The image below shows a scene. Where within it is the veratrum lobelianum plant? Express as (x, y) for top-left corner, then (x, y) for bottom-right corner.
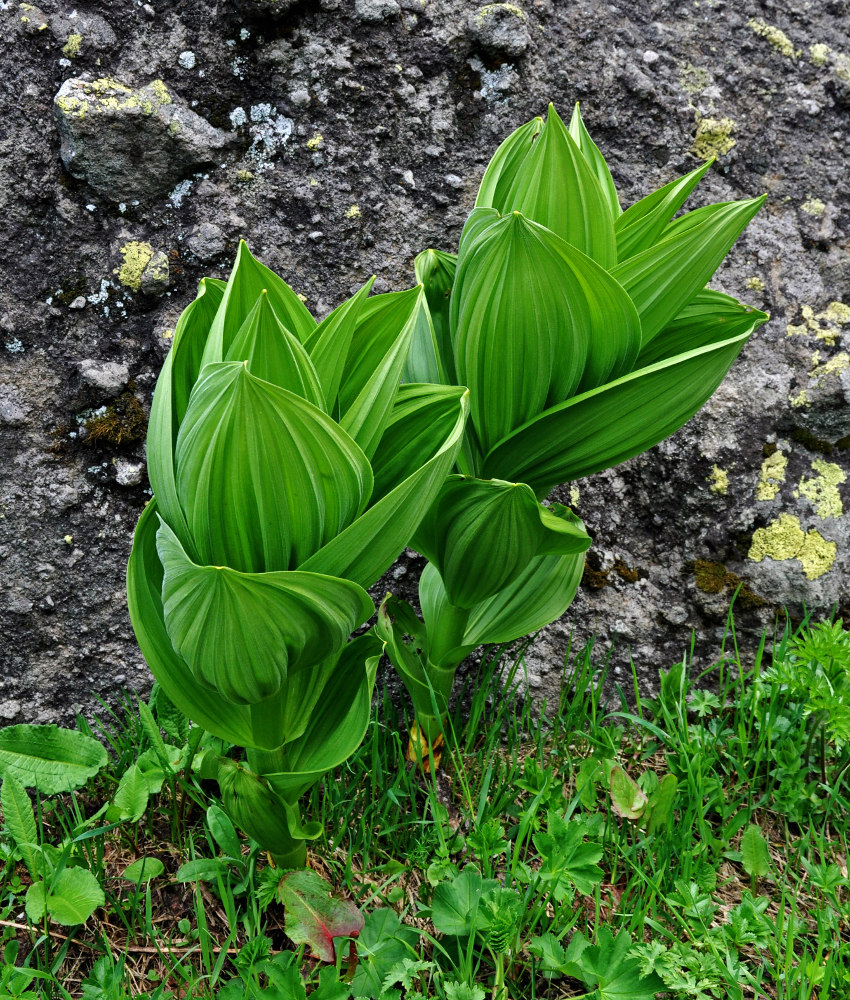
(379, 103), (769, 749)
(127, 242), (468, 866)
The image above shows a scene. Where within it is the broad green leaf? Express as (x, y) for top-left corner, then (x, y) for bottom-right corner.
(305, 278), (375, 409)
(113, 763), (149, 821)
(263, 634), (382, 803)
(225, 291), (325, 409)
(0, 725), (107, 794)
(351, 909), (419, 999)
(637, 288), (768, 368)
(206, 803), (242, 859)
(126, 500), (270, 750)
(564, 927), (664, 1000)
(175, 362), (372, 574)
(34, 868), (105, 926)
(1, 774), (38, 877)
(609, 766), (648, 820)
(299, 390), (468, 589)
(201, 241), (316, 364)
(431, 868), (499, 937)
(146, 277), (223, 560)
(451, 212), (640, 454)
(414, 249), (457, 385)
(157, 519), (372, 705)
(614, 159), (712, 261)
(610, 195), (765, 343)
(532, 812), (604, 898)
(122, 857), (165, 882)
(741, 824), (771, 880)
(338, 286), (425, 459)
(277, 869), (364, 963)
(568, 103), (621, 220)
(369, 384), (469, 503)
(497, 104), (617, 268)
(475, 114), (543, 211)
(646, 773), (678, 833)
(529, 931), (570, 976)
(414, 477), (590, 608)
(176, 858), (226, 882)
(482, 328), (754, 494)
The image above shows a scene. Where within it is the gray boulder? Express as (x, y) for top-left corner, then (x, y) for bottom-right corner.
(54, 76), (238, 202)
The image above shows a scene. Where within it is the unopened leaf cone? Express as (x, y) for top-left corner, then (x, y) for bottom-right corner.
(128, 241), (468, 860)
(384, 103), (768, 750)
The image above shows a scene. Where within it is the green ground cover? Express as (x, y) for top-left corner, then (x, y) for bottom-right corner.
(1, 608), (848, 999)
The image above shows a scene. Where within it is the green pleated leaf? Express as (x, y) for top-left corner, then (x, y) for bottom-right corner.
(157, 519), (373, 705)
(568, 103), (621, 220)
(146, 278), (223, 560)
(338, 286), (424, 459)
(300, 389), (468, 589)
(414, 250), (457, 385)
(414, 478), (590, 608)
(637, 289), (768, 368)
(614, 159), (712, 261)
(225, 290), (325, 409)
(476, 114), (543, 211)
(402, 285), (442, 386)
(201, 241), (316, 365)
(175, 362), (372, 573)
(304, 278), (375, 410)
(126, 501), (260, 748)
(451, 212), (641, 455)
(263, 634), (382, 804)
(482, 328), (754, 494)
(610, 196), (765, 344)
(370, 383), (469, 503)
(497, 104), (617, 268)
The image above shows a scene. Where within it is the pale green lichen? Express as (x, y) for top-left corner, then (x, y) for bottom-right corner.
(810, 43), (830, 67)
(747, 18), (799, 59)
(745, 276), (765, 292)
(692, 116), (737, 160)
(709, 465), (729, 495)
(236, 169), (254, 182)
(790, 388), (809, 408)
(801, 197), (826, 217)
(62, 33), (82, 57)
(748, 513), (836, 580)
(476, 3), (527, 24)
(756, 449), (787, 501)
(679, 62), (711, 94)
(345, 204), (362, 219)
(795, 459), (846, 518)
(306, 132), (324, 151)
(569, 485), (580, 507)
(116, 241), (153, 291)
(834, 52), (850, 81)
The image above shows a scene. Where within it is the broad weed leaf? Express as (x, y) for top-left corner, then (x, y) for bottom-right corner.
(1, 774), (38, 877)
(430, 868), (500, 937)
(351, 909), (418, 999)
(277, 869), (364, 964)
(609, 766), (648, 820)
(531, 812), (603, 898)
(741, 824), (771, 880)
(0, 725), (107, 794)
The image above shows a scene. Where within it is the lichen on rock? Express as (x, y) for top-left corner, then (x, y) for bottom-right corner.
(795, 458), (846, 518)
(691, 115), (737, 160)
(756, 449), (787, 501)
(748, 514), (836, 580)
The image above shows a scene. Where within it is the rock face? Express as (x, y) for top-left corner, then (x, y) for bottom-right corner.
(55, 76), (237, 201)
(1, 0), (850, 726)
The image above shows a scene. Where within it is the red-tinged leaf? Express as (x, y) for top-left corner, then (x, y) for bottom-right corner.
(278, 869), (364, 963)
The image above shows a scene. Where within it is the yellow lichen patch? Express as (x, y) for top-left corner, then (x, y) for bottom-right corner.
(116, 241), (153, 291)
(790, 388), (808, 408)
(756, 449), (787, 501)
(810, 43), (830, 66)
(786, 302), (850, 345)
(745, 276), (765, 292)
(62, 32), (82, 57)
(236, 169), (254, 182)
(810, 351), (850, 379)
(835, 52), (850, 81)
(476, 3), (527, 23)
(679, 62), (711, 94)
(149, 80), (172, 104)
(692, 116), (737, 160)
(296, 293), (308, 304)
(747, 18), (799, 59)
(569, 485), (580, 507)
(345, 204), (362, 219)
(796, 458), (846, 518)
(801, 197), (826, 217)
(748, 513), (836, 580)
(708, 465), (729, 495)
(306, 133), (324, 151)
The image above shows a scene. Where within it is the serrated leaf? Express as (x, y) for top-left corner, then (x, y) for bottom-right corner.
(156, 518), (372, 705)
(175, 361), (372, 574)
(741, 824), (770, 880)
(0, 725), (107, 794)
(567, 927), (663, 1000)
(121, 857), (165, 883)
(532, 812), (604, 898)
(1, 773), (38, 877)
(277, 869), (364, 963)
(351, 909), (418, 999)
(112, 764), (149, 822)
(609, 766), (648, 820)
(430, 868), (500, 937)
